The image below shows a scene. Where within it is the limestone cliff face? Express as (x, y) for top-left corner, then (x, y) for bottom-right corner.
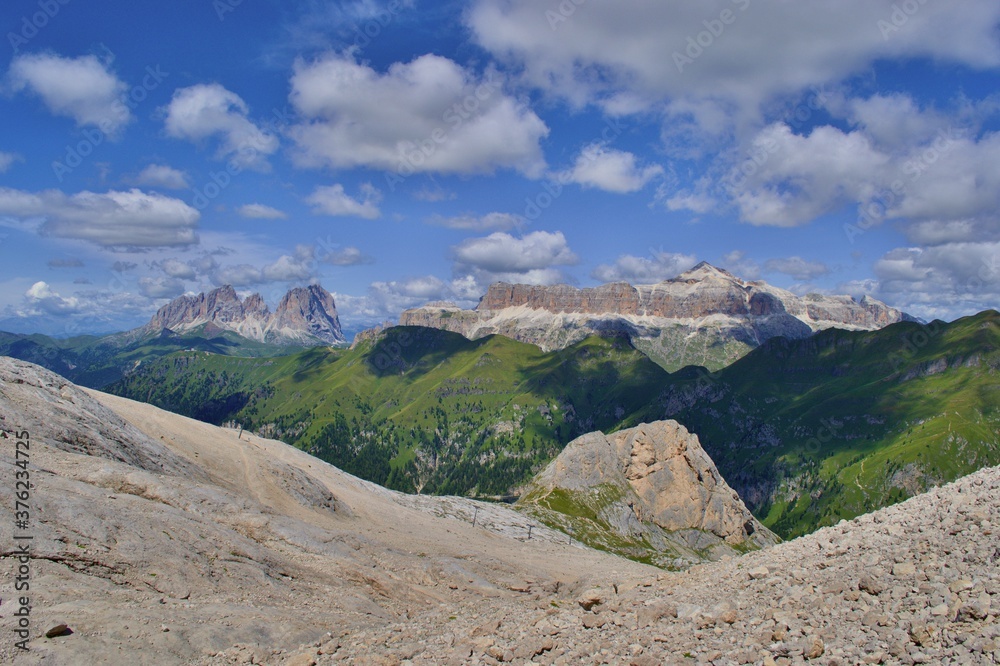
(519, 420), (779, 567)
(399, 263), (912, 370)
(143, 284), (344, 345)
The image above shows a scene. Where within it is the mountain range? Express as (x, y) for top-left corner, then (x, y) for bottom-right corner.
(140, 283), (344, 346)
(401, 262), (913, 370)
(0, 284), (344, 387)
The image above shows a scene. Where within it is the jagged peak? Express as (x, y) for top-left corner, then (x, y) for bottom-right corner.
(671, 261), (739, 282)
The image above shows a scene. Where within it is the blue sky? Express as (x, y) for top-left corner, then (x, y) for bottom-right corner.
(1, 0), (999, 337)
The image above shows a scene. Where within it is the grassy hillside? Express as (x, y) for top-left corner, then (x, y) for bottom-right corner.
(0, 325), (311, 388)
(108, 326), (668, 496)
(658, 310), (1000, 538)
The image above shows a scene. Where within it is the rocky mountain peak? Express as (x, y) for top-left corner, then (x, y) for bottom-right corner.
(672, 261), (740, 284)
(143, 284), (344, 346)
(400, 265), (912, 370)
(271, 284), (344, 344)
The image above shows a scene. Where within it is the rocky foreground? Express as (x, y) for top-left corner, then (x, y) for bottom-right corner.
(294, 466), (1000, 666)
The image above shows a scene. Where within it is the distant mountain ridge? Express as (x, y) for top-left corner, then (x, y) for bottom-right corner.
(401, 262), (913, 370)
(143, 284), (345, 346)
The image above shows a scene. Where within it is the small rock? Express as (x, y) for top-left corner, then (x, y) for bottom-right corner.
(892, 563), (916, 576)
(749, 566), (770, 580)
(577, 589), (605, 611)
(583, 614), (607, 629)
(44, 624), (72, 638)
(804, 636), (824, 660)
(859, 575), (884, 596)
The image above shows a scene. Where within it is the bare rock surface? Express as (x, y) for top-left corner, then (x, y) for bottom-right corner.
(1, 357), (997, 665)
(400, 263), (912, 369)
(519, 421), (778, 567)
(142, 284), (345, 345)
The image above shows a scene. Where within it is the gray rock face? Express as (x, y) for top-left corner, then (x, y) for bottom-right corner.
(400, 263), (913, 370)
(143, 284), (345, 345)
(521, 420), (779, 566)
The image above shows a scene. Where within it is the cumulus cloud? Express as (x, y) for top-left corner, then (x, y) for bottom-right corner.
(591, 251), (697, 283)
(871, 244), (1000, 320)
(158, 258), (198, 280)
(7, 53), (130, 134)
(261, 245), (316, 282)
(164, 83), (278, 170)
(722, 113), (1000, 231)
(307, 183), (381, 219)
(237, 203), (288, 219)
(24, 281), (81, 314)
(427, 212), (525, 232)
(334, 275), (479, 325)
(288, 52), (548, 177)
(0, 187), (199, 249)
(467, 0), (1000, 118)
(321, 246), (374, 266)
(452, 230), (577, 274)
(138, 276), (186, 299)
(719, 250), (761, 281)
(562, 144), (663, 193)
(135, 164), (189, 190)
(763, 256), (831, 281)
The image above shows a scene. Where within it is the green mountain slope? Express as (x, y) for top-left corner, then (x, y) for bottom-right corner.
(107, 326), (668, 496)
(0, 324), (313, 388)
(658, 310), (1000, 538)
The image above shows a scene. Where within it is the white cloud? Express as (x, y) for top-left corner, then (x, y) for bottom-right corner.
(164, 83), (278, 170)
(261, 245), (316, 282)
(24, 281), (81, 314)
(591, 251), (697, 283)
(562, 144), (663, 193)
(138, 276), (186, 299)
(428, 212), (525, 232)
(0, 187), (199, 249)
(307, 183), (381, 219)
(7, 53), (130, 134)
(335, 275), (479, 325)
(238, 203), (288, 219)
(468, 0), (1000, 120)
(321, 246), (374, 266)
(135, 164), (190, 190)
(451, 231), (578, 274)
(871, 243), (1000, 320)
(0, 152), (23, 173)
(159, 258), (198, 280)
(719, 250), (761, 281)
(212, 263), (264, 288)
(288, 52), (548, 176)
(763, 256), (831, 281)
